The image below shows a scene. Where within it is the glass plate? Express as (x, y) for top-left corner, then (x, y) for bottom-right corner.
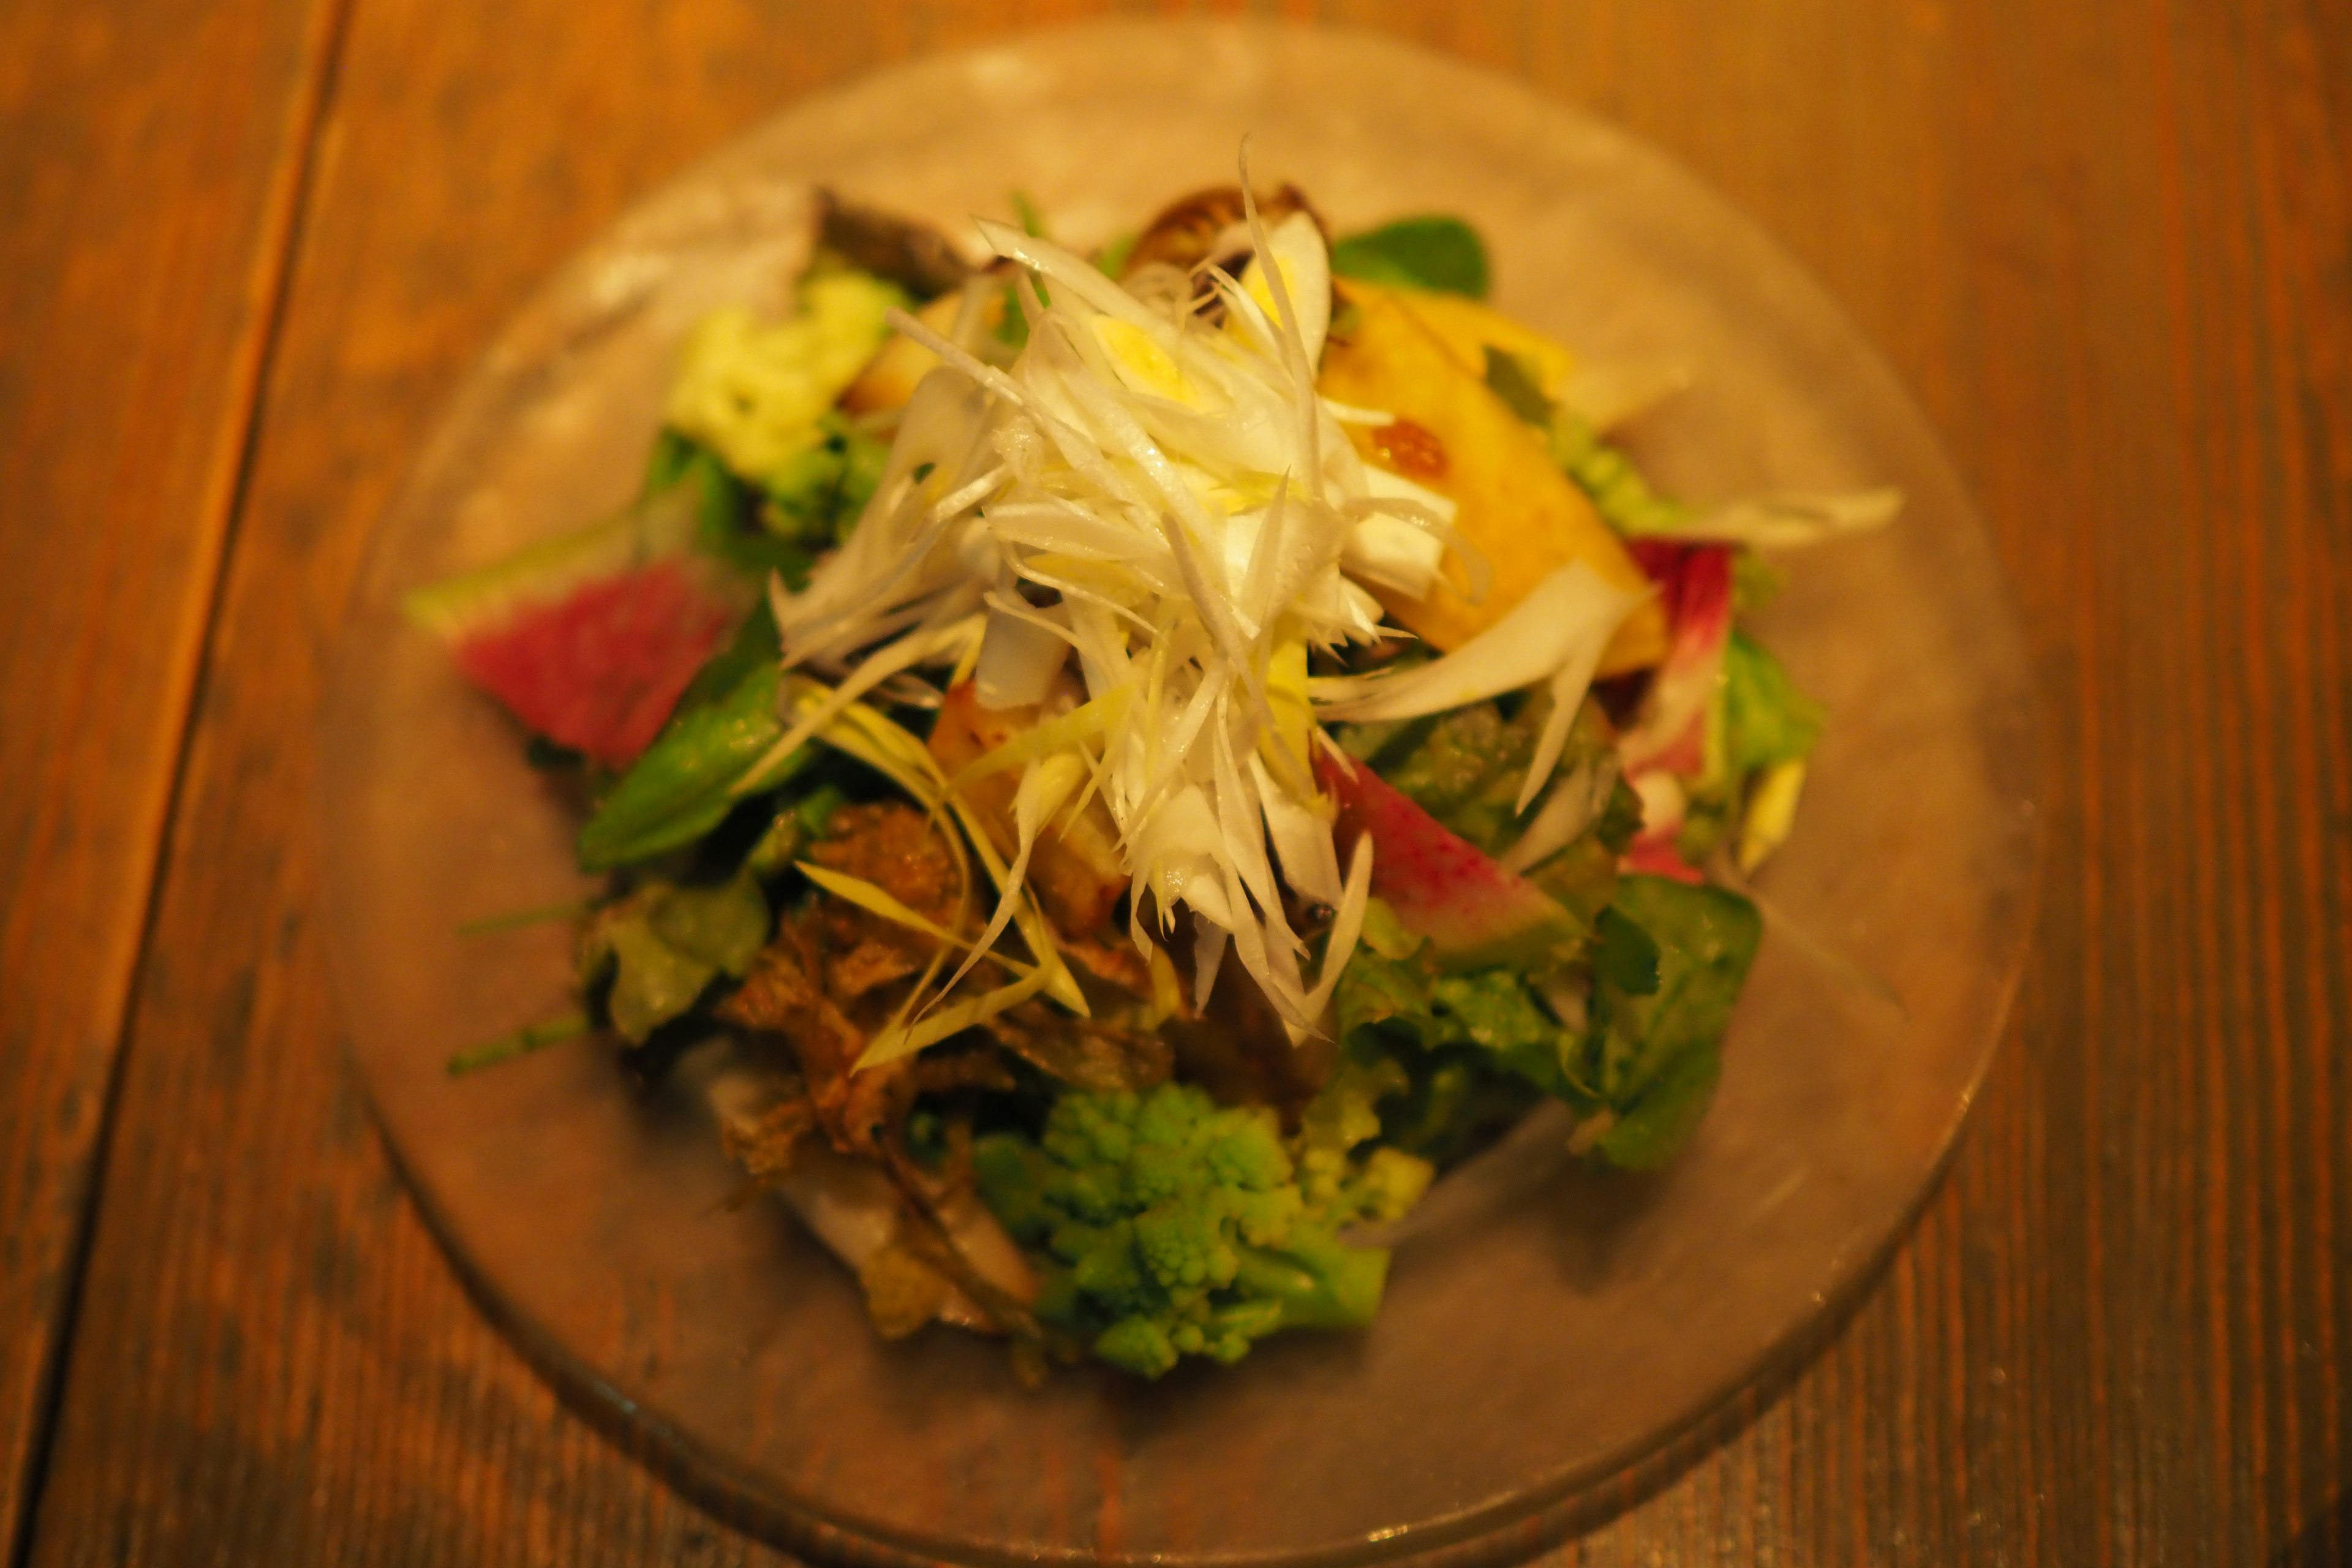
(317, 20), (2040, 1566)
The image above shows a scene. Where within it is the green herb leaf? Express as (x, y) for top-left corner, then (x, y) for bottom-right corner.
(1331, 940), (1583, 1104)
(1095, 230), (1139, 278)
(1549, 413), (1689, 536)
(457, 899), (595, 938)
(1430, 970), (1566, 1072)
(1356, 895), (1426, 962)
(598, 913), (717, 1042)
(1580, 875), (1762, 1168)
(669, 597), (778, 724)
(1731, 550), (1787, 614)
(648, 872), (770, 977)
(1482, 345), (1555, 426)
(1722, 631), (1825, 777)
(1592, 906), (1662, 997)
(1009, 188), (1050, 239)
(639, 428), (699, 497)
(741, 781), (846, 880)
(447, 1012), (591, 1076)
(994, 282), (1035, 352)
(1330, 216), (1491, 298)
(762, 412), (889, 553)
(1591, 1037), (1722, 1169)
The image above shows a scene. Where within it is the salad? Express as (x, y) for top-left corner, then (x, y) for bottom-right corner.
(410, 174), (1894, 1380)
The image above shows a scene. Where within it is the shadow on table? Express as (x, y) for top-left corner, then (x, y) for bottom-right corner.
(2271, 1491), (2350, 1567)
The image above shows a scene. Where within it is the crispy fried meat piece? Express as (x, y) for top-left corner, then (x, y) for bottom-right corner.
(717, 1086), (816, 1197)
(717, 801), (970, 1153)
(717, 929), (905, 1153)
(926, 679), (1128, 941)
(806, 801), (964, 1011)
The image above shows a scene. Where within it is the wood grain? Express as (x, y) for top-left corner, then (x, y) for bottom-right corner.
(16, 0), (2352, 1564)
(0, 0), (339, 1551)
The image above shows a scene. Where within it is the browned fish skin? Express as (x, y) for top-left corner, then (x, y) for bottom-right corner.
(815, 187), (972, 298)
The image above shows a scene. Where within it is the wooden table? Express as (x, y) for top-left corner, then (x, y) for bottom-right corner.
(4, 1), (2346, 1562)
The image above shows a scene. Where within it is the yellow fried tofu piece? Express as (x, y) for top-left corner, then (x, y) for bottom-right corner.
(1385, 287), (1577, 400)
(841, 288), (1005, 415)
(1317, 282), (1668, 673)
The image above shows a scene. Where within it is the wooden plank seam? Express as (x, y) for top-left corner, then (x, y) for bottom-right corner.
(1, 1), (360, 1562)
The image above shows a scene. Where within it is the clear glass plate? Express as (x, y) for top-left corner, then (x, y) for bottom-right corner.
(317, 20), (2040, 1566)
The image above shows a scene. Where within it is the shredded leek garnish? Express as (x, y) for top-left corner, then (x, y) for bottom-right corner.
(765, 167), (1647, 1044)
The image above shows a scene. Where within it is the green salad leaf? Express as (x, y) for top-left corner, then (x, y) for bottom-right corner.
(1330, 216), (1490, 298)
(1721, 631), (1824, 777)
(1548, 412), (1687, 537)
(1330, 871), (1763, 1172)
(1593, 905), (1662, 997)
(576, 660), (810, 871)
(580, 870), (769, 1042)
(1581, 875), (1762, 1169)
(762, 412), (889, 552)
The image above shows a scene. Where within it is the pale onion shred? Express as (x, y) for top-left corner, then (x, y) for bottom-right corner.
(769, 172), (1636, 1049)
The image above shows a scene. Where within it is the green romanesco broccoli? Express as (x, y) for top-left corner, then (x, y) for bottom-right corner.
(664, 269), (904, 493)
(1292, 1056), (1435, 1227)
(973, 1082), (1429, 1378)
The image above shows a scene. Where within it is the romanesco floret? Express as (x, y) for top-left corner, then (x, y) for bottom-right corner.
(1293, 1057), (1437, 1228)
(665, 270), (904, 492)
(972, 1082), (1408, 1378)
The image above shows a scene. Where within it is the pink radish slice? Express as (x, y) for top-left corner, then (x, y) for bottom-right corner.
(1316, 750), (1581, 970)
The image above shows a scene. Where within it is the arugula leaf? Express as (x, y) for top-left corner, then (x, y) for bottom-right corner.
(1327, 876), (1765, 1172)
(1330, 216), (1491, 298)
(1330, 919), (1582, 1103)
(1430, 971), (1572, 1090)
(1327, 935), (1552, 1163)
(1331, 937), (1441, 1054)
(1527, 831), (1621, 932)
(1581, 875), (1762, 1169)
(1591, 1036), (1722, 1169)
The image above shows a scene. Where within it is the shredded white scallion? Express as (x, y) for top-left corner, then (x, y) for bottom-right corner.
(772, 178), (1637, 1041)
